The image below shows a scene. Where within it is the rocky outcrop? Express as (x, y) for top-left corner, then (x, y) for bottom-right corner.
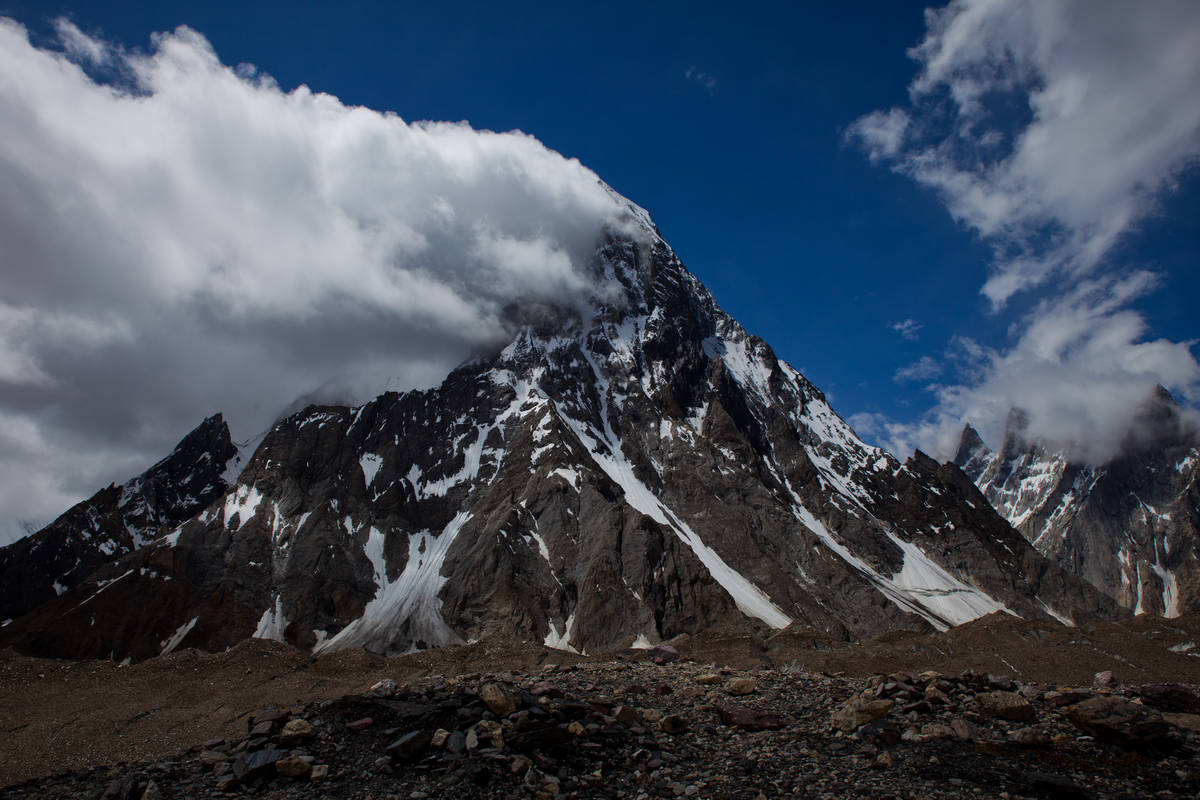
(955, 391), (1200, 616)
(0, 414), (240, 626)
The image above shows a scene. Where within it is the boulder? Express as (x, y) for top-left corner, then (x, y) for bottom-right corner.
(1065, 697), (1173, 747)
(480, 683), (517, 716)
(976, 691), (1036, 723)
(280, 718), (315, 742)
(647, 644), (680, 664)
(831, 697), (893, 732)
(1163, 712), (1200, 733)
(387, 729), (432, 761)
(367, 678), (397, 697)
(1134, 684), (1200, 714)
(275, 755), (312, 779)
(715, 703), (785, 731)
(659, 714), (689, 734)
(232, 750), (287, 781)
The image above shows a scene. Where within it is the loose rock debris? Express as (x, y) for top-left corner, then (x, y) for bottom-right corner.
(3, 657), (1198, 799)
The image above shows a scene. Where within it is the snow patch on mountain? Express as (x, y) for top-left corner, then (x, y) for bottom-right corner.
(315, 512), (471, 654)
(160, 616), (198, 655)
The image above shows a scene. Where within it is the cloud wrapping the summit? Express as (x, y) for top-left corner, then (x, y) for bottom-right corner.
(0, 19), (632, 541)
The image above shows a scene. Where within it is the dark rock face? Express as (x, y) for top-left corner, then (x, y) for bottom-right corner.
(954, 391), (1200, 617)
(0, 414), (239, 626)
(0, 206), (1117, 661)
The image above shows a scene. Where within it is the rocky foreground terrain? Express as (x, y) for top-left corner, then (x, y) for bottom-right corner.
(2, 613), (1200, 799)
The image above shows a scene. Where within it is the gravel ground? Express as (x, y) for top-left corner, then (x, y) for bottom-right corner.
(1, 612), (1198, 798)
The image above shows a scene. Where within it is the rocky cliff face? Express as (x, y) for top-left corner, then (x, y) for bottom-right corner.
(0, 414), (240, 626)
(0, 205), (1116, 661)
(954, 392), (1200, 617)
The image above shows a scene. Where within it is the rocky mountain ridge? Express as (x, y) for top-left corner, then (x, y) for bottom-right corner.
(0, 200), (1114, 662)
(954, 391), (1200, 617)
(0, 414), (240, 627)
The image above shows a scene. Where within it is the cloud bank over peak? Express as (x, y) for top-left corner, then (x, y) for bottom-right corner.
(0, 18), (635, 541)
(848, 0), (1200, 465)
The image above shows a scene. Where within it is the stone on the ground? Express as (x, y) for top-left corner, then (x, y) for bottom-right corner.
(387, 729), (432, 761)
(715, 703), (785, 731)
(198, 750), (227, 766)
(1065, 696), (1173, 747)
(368, 678), (397, 697)
(232, 749), (287, 781)
(275, 754), (312, 778)
(724, 677), (756, 696)
(1135, 684), (1200, 714)
(280, 718), (315, 741)
(976, 691), (1036, 723)
(1163, 712), (1200, 732)
(1009, 726), (1051, 747)
(647, 644), (680, 664)
(831, 697), (893, 731)
(659, 713), (689, 734)
(480, 682), (517, 716)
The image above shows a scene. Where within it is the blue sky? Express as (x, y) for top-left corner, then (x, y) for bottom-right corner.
(0, 0), (1197, 537)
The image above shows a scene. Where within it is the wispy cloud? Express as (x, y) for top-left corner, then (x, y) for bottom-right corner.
(848, 0), (1200, 309)
(685, 65), (717, 94)
(849, 0), (1200, 463)
(883, 272), (1200, 463)
(893, 356), (943, 383)
(891, 318), (922, 340)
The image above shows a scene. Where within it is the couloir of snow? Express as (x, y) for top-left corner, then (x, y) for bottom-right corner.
(253, 595), (287, 641)
(885, 531), (1009, 625)
(159, 616), (198, 655)
(314, 512), (471, 654)
(544, 612), (578, 653)
(359, 453), (383, 488)
(557, 342), (793, 630)
(224, 483), (264, 530)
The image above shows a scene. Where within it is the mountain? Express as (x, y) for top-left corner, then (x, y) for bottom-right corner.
(0, 414), (240, 626)
(954, 390), (1200, 617)
(0, 203), (1116, 661)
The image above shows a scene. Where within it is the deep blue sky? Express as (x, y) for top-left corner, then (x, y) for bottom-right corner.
(4, 0), (1197, 439)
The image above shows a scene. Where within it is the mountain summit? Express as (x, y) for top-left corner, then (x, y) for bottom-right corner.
(0, 202), (1114, 660)
(954, 388), (1200, 617)
(0, 414), (240, 626)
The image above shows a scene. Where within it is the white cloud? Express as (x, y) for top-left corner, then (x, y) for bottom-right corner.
(883, 273), (1200, 463)
(0, 19), (640, 538)
(891, 318), (923, 340)
(849, 0), (1200, 305)
(849, 0), (1200, 464)
(893, 356), (942, 383)
(845, 109), (909, 163)
(685, 66), (717, 94)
